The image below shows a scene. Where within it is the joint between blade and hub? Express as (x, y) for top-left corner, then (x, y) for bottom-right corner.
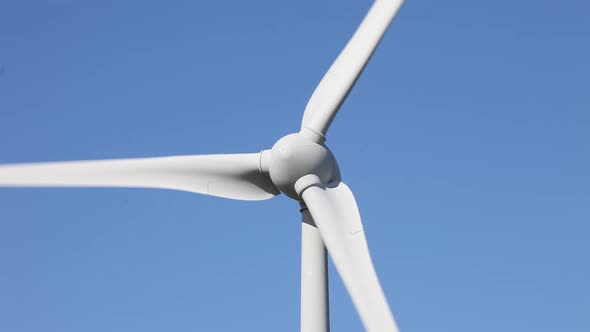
(299, 126), (326, 144)
(295, 174), (323, 198)
(258, 149), (271, 175)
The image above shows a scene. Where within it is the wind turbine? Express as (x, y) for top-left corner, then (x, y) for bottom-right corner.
(0, 0), (404, 331)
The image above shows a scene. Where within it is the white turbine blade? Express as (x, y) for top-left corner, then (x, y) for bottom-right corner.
(301, 0), (403, 137)
(301, 181), (399, 332)
(0, 153), (280, 201)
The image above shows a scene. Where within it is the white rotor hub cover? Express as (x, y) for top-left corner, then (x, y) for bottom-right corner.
(269, 133), (335, 199)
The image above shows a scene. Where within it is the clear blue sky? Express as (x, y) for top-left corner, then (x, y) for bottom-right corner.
(0, 0), (588, 331)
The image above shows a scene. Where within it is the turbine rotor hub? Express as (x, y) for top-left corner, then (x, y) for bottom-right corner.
(268, 133), (335, 199)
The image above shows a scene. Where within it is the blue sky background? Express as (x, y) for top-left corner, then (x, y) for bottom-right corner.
(0, 0), (589, 331)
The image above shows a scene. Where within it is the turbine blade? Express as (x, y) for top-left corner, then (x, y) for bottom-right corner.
(301, 180), (399, 332)
(0, 153), (280, 201)
(301, 0), (403, 137)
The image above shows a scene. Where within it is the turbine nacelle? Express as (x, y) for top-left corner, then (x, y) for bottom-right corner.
(265, 133), (337, 199)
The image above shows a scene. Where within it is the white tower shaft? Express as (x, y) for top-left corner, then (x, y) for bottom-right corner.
(300, 204), (330, 332)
